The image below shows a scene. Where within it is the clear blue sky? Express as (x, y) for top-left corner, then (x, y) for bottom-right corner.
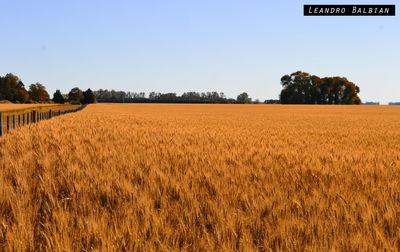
(1, 0), (399, 103)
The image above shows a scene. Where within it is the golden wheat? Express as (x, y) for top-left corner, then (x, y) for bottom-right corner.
(0, 104), (58, 112)
(0, 104), (399, 251)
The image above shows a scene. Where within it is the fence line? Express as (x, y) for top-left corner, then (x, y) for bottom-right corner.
(0, 104), (87, 137)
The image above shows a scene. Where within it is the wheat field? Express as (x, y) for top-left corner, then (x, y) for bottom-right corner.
(0, 104), (58, 112)
(0, 103), (399, 251)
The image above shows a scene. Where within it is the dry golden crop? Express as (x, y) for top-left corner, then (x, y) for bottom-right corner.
(0, 104), (399, 251)
(0, 104), (57, 112)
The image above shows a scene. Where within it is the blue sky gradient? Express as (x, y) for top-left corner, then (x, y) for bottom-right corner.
(1, 0), (399, 103)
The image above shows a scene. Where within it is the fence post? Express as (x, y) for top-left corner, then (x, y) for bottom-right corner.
(18, 115), (21, 127)
(12, 115), (15, 129)
(7, 115), (9, 132)
(49, 110), (52, 119)
(0, 112), (2, 137)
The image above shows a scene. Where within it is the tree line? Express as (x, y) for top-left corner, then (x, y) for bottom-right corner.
(93, 90), (282, 104)
(93, 90), (259, 104)
(0, 73), (95, 104)
(0, 73), (261, 104)
(1, 71), (362, 105)
(280, 71), (361, 104)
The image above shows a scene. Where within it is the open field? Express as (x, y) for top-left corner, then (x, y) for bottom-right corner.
(0, 104), (57, 112)
(0, 104), (81, 115)
(0, 104), (399, 250)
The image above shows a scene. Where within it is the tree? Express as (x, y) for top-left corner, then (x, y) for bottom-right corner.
(158, 93), (177, 103)
(82, 88), (96, 104)
(280, 71), (361, 104)
(28, 83), (49, 102)
(264, 99), (280, 104)
(236, 92), (252, 104)
(68, 87), (83, 104)
(14, 88), (30, 103)
(0, 73), (30, 103)
(280, 71), (315, 104)
(149, 92), (161, 101)
(53, 89), (65, 104)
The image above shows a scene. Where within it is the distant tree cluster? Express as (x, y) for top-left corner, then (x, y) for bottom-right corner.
(236, 92), (252, 104)
(93, 90), (254, 104)
(280, 71), (361, 104)
(54, 87), (95, 104)
(0, 73), (48, 103)
(264, 99), (280, 104)
(0, 73), (96, 105)
(362, 101), (380, 105)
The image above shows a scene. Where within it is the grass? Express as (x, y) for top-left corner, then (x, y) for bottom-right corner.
(0, 103), (399, 250)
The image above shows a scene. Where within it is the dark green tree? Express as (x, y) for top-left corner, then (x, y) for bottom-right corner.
(280, 71), (315, 104)
(236, 92), (252, 104)
(53, 89), (65, 104)
(68, 87), (83, 104)
(280, 71), (361, 104)
(82, 88), (96, 104)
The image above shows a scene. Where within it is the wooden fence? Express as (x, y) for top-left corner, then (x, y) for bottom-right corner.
(0, 104), (87, 137)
